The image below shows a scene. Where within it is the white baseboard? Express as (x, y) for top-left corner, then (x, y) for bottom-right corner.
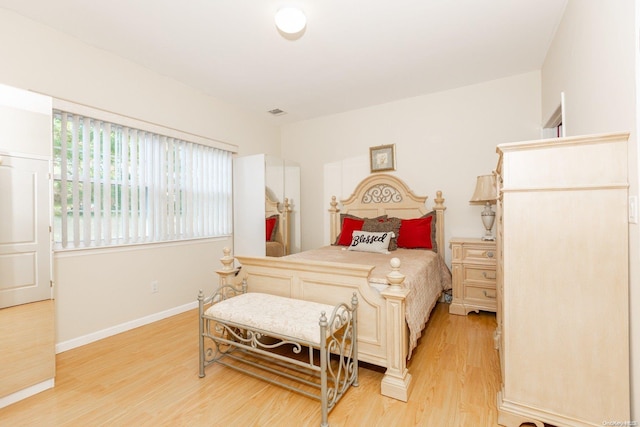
(0, 379), (54, 410)
(55, 301), (198, 354)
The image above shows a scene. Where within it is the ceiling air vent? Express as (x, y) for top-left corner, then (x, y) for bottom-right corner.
(267, 108), (287, 116)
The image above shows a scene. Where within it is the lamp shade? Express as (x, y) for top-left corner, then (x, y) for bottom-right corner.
(470, 174), (497, 204)
(275, 7), (307, 34)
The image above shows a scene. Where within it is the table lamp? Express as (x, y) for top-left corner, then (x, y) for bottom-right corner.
(469, 174), (497, 241)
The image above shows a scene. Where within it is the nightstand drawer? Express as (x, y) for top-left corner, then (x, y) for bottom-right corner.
(465, 285), (497, 302)
(464, 266), (496, 283)
(461, 247), (496, 264)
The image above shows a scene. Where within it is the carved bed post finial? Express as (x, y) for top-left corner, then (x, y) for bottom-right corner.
(329, 196), (340, 245)
(386, 258), (406, 291)
(434, 191), (445, 209)
(220, 247), (234, 271)
(216, 247), (237, 289)
(329, 196), (338, 213)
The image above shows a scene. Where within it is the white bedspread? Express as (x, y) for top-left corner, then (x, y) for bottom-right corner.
(285, 246), (452, 358)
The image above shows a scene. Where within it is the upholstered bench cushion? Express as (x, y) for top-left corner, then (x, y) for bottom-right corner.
(205, 293), (343, 345)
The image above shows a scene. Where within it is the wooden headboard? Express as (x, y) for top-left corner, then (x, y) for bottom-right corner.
(328, 174), (445, 256)
(265, 190), (291, 255)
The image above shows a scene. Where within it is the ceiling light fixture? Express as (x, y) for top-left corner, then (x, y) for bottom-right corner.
(274, 7), (306, 34)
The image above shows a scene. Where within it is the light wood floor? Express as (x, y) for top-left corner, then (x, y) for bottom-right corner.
(0, 303), (501, 427)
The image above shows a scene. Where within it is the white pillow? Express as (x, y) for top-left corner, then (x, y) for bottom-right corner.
(347, 230), (394, 254)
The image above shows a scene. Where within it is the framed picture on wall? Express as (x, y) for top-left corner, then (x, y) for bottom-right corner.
(369, 144), (396, 173)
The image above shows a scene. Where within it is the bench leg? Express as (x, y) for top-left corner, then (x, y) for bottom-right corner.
(320, 311), (329, 427)
(352, 292), (359, 388)
(198, 291), (206, 378)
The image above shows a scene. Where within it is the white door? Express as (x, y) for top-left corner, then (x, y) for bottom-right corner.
(0, 154), (51, 309)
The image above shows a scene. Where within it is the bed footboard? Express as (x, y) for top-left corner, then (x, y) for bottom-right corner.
(218, 251), (413, 402)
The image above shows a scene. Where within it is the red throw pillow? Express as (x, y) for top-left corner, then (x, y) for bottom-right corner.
(265, 216), (277, 241)
(336, 217), (365, 246)
(397, 216), (433, 249)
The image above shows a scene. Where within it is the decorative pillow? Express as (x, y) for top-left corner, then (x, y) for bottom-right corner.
(333, 214), (387, 246)
(363, 217), (401, 251)
(347, 230), (395, 254)
(396, 212), (437, 252)
(334, 216), (365, 246)
(265, 215), (278, 241)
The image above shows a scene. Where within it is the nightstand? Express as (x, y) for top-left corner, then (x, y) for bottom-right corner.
(448, 237), (497, 315)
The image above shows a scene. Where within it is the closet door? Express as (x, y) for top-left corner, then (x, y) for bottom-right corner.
(0, 154), (51, 308)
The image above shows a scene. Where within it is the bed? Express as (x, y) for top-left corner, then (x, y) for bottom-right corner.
(220, 174), (451, 401)
(265, 190), (291, 257)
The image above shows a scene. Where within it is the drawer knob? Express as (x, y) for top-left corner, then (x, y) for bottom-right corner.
(482, 272), (497, 280)
(483, 290), (496, 299)
(486, 251), (494, 258)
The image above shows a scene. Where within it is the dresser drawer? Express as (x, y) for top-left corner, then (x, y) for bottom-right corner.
(461, 246), (496, 264)
(465, 285), (497, 303)
(464, 266), (497, 283)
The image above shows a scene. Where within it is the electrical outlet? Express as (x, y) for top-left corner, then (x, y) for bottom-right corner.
(151, 280), (159, 293)
(630, 196), (638, 224)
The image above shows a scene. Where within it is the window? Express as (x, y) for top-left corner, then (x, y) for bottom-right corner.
(52, 109), (233, 249)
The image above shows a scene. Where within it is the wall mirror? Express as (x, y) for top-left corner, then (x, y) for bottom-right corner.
(233, 154), (300, 257)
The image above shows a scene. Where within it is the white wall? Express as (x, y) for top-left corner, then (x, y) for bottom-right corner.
(281, 71), (542, 265)
(0, 9), (281, 347)
(541, 0), (639, 418)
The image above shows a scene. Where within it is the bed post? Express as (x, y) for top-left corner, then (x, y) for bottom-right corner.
(328, 196), (340, 245)
(379, 258), (412, 402)
(282, 198), (291, 255)
(216, 247), (238, 288)
(433, 191), (446, 257)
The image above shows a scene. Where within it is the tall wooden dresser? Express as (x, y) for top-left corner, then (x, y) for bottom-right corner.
(494, 132), (630, 427)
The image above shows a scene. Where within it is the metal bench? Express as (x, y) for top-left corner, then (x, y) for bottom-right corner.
(198, 280), (358, 427)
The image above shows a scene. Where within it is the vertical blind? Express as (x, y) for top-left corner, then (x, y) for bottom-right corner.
(53, 110), (232, 249)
